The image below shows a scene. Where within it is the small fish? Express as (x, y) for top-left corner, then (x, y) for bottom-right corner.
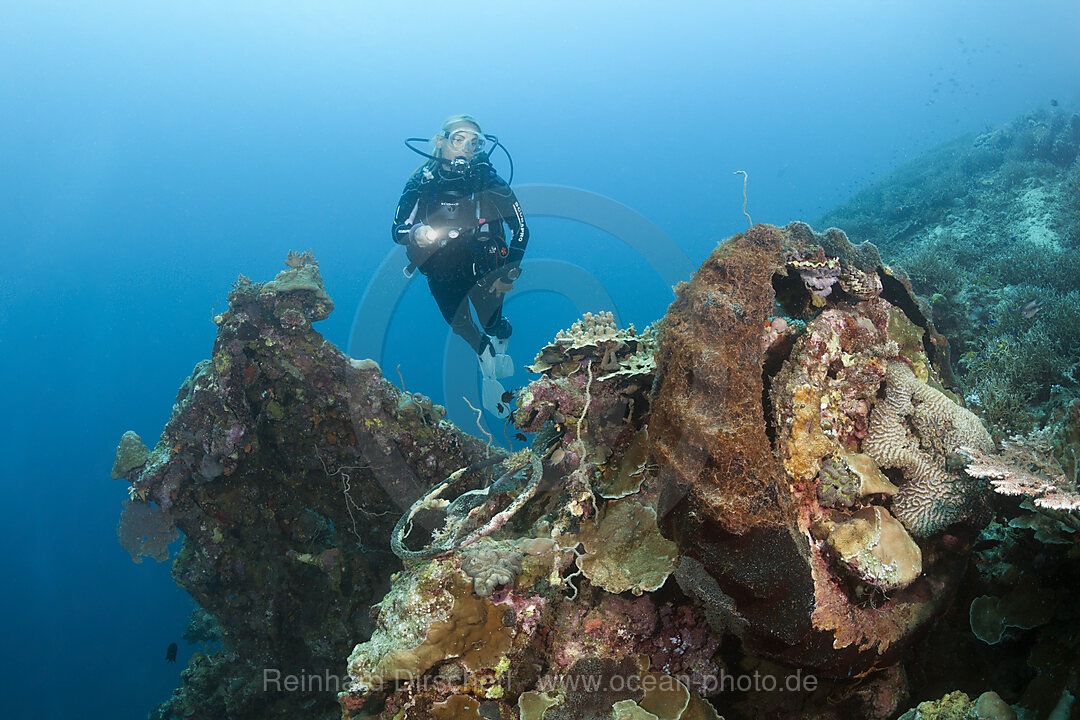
(1020, 299), (1043, 319)
(514, 432), (527, 442)
(1051, 98), (1059, 107)
(166, 643), (178, 662)
(496, 403), (506, 414)
(501, 390), (514, 404)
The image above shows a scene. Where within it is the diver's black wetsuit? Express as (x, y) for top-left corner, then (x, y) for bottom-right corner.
(392, 156), (529, 354)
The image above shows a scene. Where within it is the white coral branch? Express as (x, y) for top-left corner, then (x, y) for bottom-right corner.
(960, 431), (1080, 511)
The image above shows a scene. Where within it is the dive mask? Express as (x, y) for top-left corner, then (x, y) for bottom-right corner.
(443, 128), (485, 153)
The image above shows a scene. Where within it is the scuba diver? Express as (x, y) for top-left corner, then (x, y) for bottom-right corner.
(393, 114), (529, 418)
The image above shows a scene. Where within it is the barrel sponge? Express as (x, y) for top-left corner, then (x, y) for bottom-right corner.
(863, 360), (994, 536)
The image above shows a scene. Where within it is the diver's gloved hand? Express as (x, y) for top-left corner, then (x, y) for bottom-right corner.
(490, 277), (514, 294)
(410, 224), (438, 248)
(488, 266), (521, 295)
(410, 223), (449, 249)
(406, 225), (442, 269)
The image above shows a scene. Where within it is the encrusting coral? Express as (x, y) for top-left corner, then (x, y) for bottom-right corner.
(969, 580), (1056, 646)
(824, 506), (923, 592)
(344, 560), (514, 693)
(576, 497), (679, 596)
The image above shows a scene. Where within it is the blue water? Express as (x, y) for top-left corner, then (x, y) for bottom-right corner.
(1, 1), (1076, 717)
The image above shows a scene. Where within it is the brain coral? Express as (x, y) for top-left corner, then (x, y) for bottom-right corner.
(863, 360), (995, 536)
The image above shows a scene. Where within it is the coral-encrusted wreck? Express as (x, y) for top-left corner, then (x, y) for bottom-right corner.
(117, 224), (1000, 720)
(114, 256), (490, 719)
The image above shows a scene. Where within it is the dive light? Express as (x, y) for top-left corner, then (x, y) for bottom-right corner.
(419, 226), (461, 247)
